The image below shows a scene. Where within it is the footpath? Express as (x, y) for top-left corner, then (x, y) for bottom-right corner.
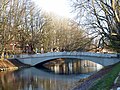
(111, 72), (120, 90)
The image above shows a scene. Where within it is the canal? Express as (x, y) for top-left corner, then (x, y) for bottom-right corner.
(0, 58), (103, 90)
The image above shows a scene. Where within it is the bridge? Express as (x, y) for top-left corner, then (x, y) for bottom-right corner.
(15, 52), (120, 66)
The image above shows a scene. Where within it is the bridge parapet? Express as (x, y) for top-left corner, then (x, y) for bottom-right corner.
(15, 51), (118, 59)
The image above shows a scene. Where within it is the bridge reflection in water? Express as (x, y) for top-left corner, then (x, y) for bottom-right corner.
(36, 58), (103, 74)
(0, 58), (103, 90)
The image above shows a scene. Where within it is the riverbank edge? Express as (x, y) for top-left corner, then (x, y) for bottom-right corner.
(71, 62), (120, 90)
(0, 59), (30, 72)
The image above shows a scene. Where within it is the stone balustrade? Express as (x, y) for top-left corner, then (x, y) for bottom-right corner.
(15, 51), (118, 59)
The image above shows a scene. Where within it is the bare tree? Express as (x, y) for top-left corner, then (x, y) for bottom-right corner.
(0, 0), (45, 57)
(39, 13), (90, 52)
(72, 0), (120, 52)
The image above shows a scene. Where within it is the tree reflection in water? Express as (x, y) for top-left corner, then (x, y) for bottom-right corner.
(42, 59), (103, 74)
(0, 59), (103, 90)
(0, 70), (76, 90)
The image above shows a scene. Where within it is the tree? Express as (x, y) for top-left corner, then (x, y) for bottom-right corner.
(72, 0), (120, 52)
(0, 0), (45, 57)
(39, 13), (90, 52)
(0, 0), (91, 58)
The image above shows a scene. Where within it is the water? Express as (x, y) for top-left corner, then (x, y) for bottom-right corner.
(41, 59), (103, 74)
(0, 59), (103, 90)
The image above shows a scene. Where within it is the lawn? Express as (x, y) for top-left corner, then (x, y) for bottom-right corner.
(90, 62), (120, 90)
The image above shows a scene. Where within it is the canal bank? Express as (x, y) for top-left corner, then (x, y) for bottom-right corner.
(0, 59), (29, 71)
(72, 62), (120, 90)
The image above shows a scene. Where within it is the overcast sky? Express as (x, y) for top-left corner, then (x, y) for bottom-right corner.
(31, 0), (73, 18)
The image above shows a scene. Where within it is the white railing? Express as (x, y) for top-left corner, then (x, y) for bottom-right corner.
(14, 51), (118, 59)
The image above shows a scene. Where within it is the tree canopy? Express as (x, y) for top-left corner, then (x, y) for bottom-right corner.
(72, 0), (120, 52)
(0, 0), (91, 56)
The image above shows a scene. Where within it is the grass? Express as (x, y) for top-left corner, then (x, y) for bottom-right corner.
(89, 62), (120, 90)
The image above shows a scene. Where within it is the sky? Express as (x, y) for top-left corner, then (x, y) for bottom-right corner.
(31, 0), (73, 18)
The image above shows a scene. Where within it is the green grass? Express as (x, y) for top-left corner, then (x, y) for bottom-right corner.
(89, 62), (120, 90)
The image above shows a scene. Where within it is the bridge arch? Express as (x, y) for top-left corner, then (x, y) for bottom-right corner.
(34, 59), (104, 70)
(32, 56), (105, 66)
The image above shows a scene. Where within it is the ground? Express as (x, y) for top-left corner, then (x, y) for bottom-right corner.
(0, 59), (29, 71)
(72, 63), (118, 90)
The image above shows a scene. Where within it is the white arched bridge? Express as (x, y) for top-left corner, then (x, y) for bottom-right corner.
(14, 52), (120, 66)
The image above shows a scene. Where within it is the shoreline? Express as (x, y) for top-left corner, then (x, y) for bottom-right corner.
(0, 67), (18, 71)
(71, 64), (115, 90)
(0, 59), (30, 72)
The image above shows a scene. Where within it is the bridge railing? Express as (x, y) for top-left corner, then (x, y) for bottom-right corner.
(14, 51), (118, 59)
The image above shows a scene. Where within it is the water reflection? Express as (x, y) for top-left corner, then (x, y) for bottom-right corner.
(0, 59), (103, 90)
(42, 59), (103, 74)
(0, 68), (90, 90)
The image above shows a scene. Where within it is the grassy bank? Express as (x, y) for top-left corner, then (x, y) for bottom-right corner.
(90, 62), (120, 90)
